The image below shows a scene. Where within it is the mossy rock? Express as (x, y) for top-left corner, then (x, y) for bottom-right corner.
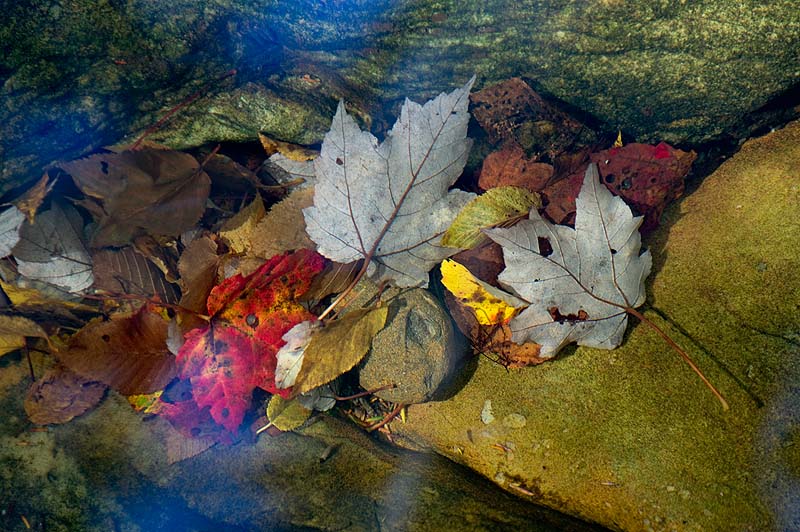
(391, 120), (800, 530)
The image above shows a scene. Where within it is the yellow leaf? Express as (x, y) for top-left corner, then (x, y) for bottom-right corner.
(293, 307), (388, 396)
(266, 395), (312, 431)
(258, 133), (318, 161)
(0, 280), (95, 312)
(0, 315), (49, 357)
(442, 187), (541, 249)
(613, 130), (623, 148)
(127, 391), (164, 414)
(440, 259), (526, 325)
(219, 196), (266, 254)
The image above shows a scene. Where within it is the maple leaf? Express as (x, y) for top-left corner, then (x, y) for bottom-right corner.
(303, 78), (476, 288)
(165, 250), (324, 435)
(486, 163), (652, 357)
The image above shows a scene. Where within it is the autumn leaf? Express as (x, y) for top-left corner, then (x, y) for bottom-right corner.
(486, 164), (651, 357)
(92, 246), (180, 302)
(59, 148), (211, 247)
(0, 206), (25, 257)
(0, 314), (49, 357)
(303, 78), (476, 288)
(219, 196), (266, 254)
(13, 172), (56, 224)
(265, 395), (311, 432)
(440, 259), (525, 325)
(250, 188), (315, 259)
(57, 305), (177, 394)
(24, 366), (107, 425)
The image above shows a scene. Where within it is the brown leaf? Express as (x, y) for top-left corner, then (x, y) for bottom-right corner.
(13, 173), (56, 224)
(57, 306), (177, 394)
(298, 260), (360, 305)
(250, 188), (315, 258)
(24, 366), (107, 425)
(92, 246), (179, 303)
(258, 133), (318, 161)
(449, 242), (506, 288)
(478, 143), (554, 192)
(59, 148), (211, 247)
(177, 235), (220, 315)
(0, 314), (49, 357)
(132, 235), (180, 283)
(219, 195), (266, 254)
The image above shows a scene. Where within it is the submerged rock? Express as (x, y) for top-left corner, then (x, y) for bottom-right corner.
(391, 120), (800, 530)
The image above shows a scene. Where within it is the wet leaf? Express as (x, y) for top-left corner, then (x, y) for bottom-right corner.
(0, 279), (95, 315)
(0, 315), (49, 357)
(293, 307), (388, 396)
(250, 188), (315, 258)
(258, 134), (318, 161)
(24, 366), (107, 425)
(13, 202), (94, 293)
(478, 143), (554, 192)
(303, 79), (476, 287)
(440, 259), (525, 325)
(57, 306), (177, 394)
(265, 395), (312, 432)
(0, 206), (25, 257)
(443, 187), (541, 249)
(219, 196), (266, 254)
(487, 164), (651, 357)
(275, 320), (319, 389)
(92, 246), (179, 302)
(13, 173), (56, 224)
(59, 148), (211, 247)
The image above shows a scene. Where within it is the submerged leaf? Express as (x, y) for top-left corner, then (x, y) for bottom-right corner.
(92, 246), (179, 302)
(24, 366), (106, 425)
(13, 202), (94, 293)
(443, 186), (541, 249)
(275, 320), (319, 389)
(440, 259), (525, 325)
(219, 195), (266, 254)
(0, 206), (25, 257)
(303, 79), (476, 287)
(487, 164), (651, 357)
(265, 395), (312, 432)
(293, 306), (388, 396)
(0, 315), (49, 357)
(14, 173), (56, 224)
(250, 188), (315, 258)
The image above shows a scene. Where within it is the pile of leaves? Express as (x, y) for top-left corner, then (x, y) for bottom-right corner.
(0, 75), (725, 460)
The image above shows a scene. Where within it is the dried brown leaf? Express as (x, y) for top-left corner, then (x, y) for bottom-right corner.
(92, 246), (179, 302)
(219, 195), (266, 254)
(250, 188), (315, 258)
(24, 366), (107, 425)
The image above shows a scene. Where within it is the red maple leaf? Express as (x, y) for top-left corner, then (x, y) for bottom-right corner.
(160, 249), (324, 437)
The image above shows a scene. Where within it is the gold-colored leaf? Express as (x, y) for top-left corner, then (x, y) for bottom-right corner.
(13, 172), (56, 224)
(443, 186), (541, 249)
(293, 307), (388, 395)
(0, 314), (50, 356)
(219, 195), (266, 254)
(258, 133), (318, 161)
(266, 395), (312, 431)
(250, 188), (315, 258)
(0, 280), (96, 313)
(440, 259), (526, 326)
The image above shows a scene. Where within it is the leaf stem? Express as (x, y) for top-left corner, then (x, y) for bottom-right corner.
(626, 306), (729, 410)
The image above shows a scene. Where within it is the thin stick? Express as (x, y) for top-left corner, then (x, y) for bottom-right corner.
(366, 403), (404, 432)
(131, 69), (237, 151)
(24, 343), (35, 382)
(627, 307), (729, 410)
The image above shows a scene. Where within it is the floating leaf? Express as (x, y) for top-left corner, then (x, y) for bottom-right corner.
(303, 78), (476, 287)
(0, 315), (49, 357)
(57, 306), (177, 394)
(265, 395), (312, 432)
(13, 202), (94, 293)
(293, 306), (388, 396)
(442, 187), (541, 249)
(440, 259), (525, 325)
(487, 164), (651, 357)
(59, 148), (211, 247)
(24, 366), (107, 425)
(219, 195), (266, 254)
(0, 206), (25, 257)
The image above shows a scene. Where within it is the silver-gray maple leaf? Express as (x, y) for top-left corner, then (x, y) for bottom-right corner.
(0, 206), (24, 258)
(12, 202), (94, 293)
(303, 78), (476, 287)
(486, 164), (652, 358)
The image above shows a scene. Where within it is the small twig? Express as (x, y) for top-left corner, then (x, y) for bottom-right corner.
(131, 69), (237, 151)
(366, 403), (404, 432)
(24, 343), (35, 382)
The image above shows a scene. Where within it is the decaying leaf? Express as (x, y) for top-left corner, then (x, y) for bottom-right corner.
(0, 314), (49, 357)
(293, 306), (388, 396)
(258, 133), (318, 161)
(59, 148), (211, 247)
(0, 279), (95, 317)
(13, 173), (56, 224)
(261, 153), (316, 189)
(250, 188), (315, 258)
(265, 395), (312, 432)
(487, 164), (651, 357)
(177, 234), (220, 316)
(0, 206), (25, 257)
(478, 143), (554, 192)
(443, 187), (541, 249)
(24, 366), (107, 425)
(58, 306), (177, 394)
(440, 259), (525, 325)
(219, 195), (266, 254)
(13, 202), (94, 293)
(165, 250), (324, 435)
(303, 79), (476, 287)
(92, 246), (180, 302)
(275, 320), (319, 389)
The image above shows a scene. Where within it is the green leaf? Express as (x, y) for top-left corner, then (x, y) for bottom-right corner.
(266, 395), (312, 431)
(442, 186), (541, 249)
(293, 307), (388, 395)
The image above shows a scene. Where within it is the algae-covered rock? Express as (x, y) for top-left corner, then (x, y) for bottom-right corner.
(2, 0), (799, 193)
(391, 120), (800, 530)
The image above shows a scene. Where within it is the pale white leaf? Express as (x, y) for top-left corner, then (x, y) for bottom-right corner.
(298, 383), (338, 412)
(0, 206), (24, 257)
(275, 320), (319, 389)
(13, 202), (94, 293)
(303, 78), (476, 287)
(486, 164), (652, 357)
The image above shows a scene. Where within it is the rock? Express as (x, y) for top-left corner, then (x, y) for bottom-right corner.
(359, 288), (467, 404)
(391, 120), (800, 530)
(3, 1), (799, 192)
